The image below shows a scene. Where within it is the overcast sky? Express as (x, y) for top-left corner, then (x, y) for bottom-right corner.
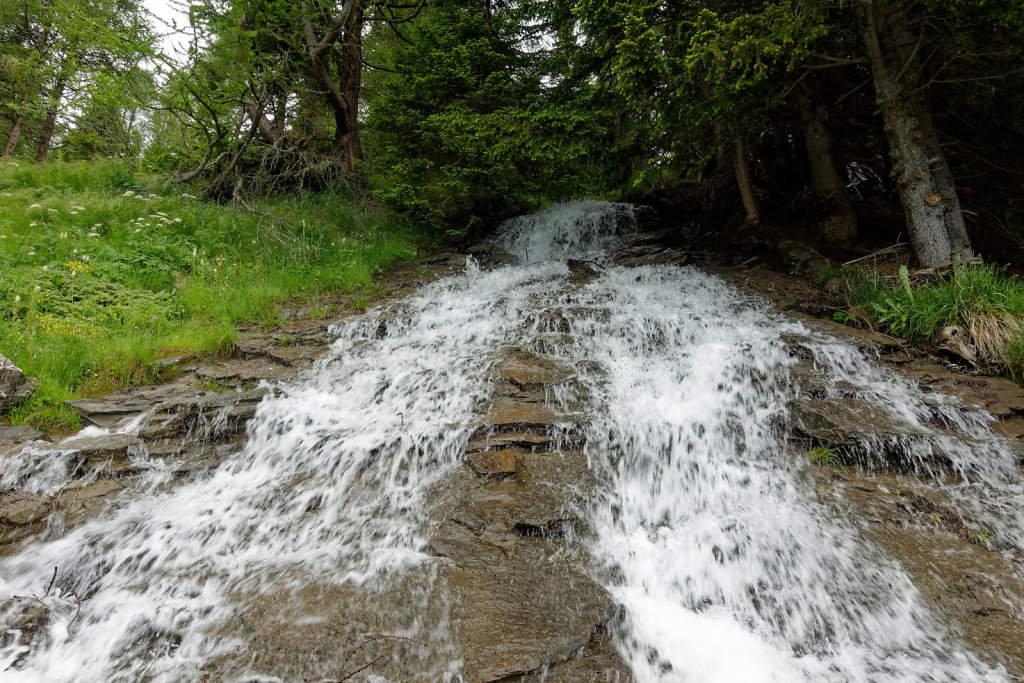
(144, 0), (191, 59)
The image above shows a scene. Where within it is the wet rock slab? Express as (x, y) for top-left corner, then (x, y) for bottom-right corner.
(0, 425), (43, 449)
(807, 464), (1024, 677)
(64, 382), (200, 430)
(0, 491), (49, 544)
(33, 432), (144, 476)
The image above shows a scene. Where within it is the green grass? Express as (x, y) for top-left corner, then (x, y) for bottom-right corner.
(826, 262), (1024, 379)
(0, 158), (424, 431)
(808, 445), (844, 468)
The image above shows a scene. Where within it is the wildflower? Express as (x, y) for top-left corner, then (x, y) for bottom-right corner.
(82, 255), (90, 262)
(13, 295), (20, 303)
(73, 248), (78, 254)
(47, 208), (58, 213)
(93, 223), (101, 228)
(1, 192), (11, 197)
(173, 218), (182, 223)
(72, 206), (85, 211)
(134, 229), (141, 234)
(33, 286), (40, 293)
(70, 211), (79, 215)
(42, 265), (48, 271)
(29, 222), (36, 227)
(87, 232), (99, 237)
(152, 315), (157, 321)
(59, 232), (67, 239)
(123, 190), (135, 196)
(7, 161), (18, 166)
(71, 270), (77, 278)
(0, 235), (6, 239)
(29, 203), (41, 209)
(192, 247), (197, 257)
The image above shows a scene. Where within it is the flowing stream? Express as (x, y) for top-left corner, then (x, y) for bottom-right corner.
(2, 201), (1022, 680)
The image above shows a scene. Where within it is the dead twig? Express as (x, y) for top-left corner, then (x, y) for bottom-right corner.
(840, 243), (909, 267)
(318, 634), (427, 683)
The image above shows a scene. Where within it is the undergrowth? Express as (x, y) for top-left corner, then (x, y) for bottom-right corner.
(0, 158), (423, 431)
(824, 262), (1024, 380)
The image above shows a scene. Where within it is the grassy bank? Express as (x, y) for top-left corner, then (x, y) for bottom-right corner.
(0, 159), (423, 431)
(825, 263), (1024, 380)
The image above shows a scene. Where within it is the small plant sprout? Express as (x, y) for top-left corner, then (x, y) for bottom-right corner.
(808, 445), (843, 467)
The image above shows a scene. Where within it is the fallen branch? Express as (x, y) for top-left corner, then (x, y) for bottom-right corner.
(840, 242), (909, 267)
(318, 634), (427, 683)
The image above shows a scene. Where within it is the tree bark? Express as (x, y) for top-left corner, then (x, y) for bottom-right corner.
(302, 0), (363, 173)
(860, 0), (967, 267)
(733, 137), (760, 225)
(2, 110), (26, 158)
(335, 1), (363, 168)
(917, 106), (973, 262)
(34, 78), (66, 164)
(797, 87), (858, 244)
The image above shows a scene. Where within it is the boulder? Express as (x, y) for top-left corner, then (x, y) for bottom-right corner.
(0, 354), (36, 414)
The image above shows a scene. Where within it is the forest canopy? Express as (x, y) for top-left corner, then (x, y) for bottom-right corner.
(2, 0), (1023, 266)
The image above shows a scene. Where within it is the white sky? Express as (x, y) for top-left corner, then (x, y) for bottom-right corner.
(144, 0), (191, 60)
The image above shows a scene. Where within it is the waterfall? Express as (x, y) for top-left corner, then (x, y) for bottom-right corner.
(1, 201), (1019, 681)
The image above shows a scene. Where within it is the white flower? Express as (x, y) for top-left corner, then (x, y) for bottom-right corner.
(0, 235), (7, 239)
(47, 208), (58, 213)
(70, 211), (79, 215)
(1, 192), (11, 197)
(59, 232), (67, 239)
(93, 223), (101, 228)
(7, 161), (18, 166)
(134, 229), (141, 234)
(156, 211), (167, 216)
(42, 265), (48, 271)
(29, 222), (36, 227)
(87, 232), (99, 237)
(73, 248), (78, 254)
(33, 286), (40, 293)
(28, 203), (41, 209)
(173, 217), (182, 223)
(82, 255), (90, 262)
(122, 190), (135, 196)
(192, 247), (197, 257)
(72, 206), (85, 211)
(13, 295), (20, 303)
(181, 193), (196, 199)
(71, 270), (77, 278)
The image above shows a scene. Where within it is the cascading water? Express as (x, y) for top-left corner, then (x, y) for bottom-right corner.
(1, 200), (1021, 681)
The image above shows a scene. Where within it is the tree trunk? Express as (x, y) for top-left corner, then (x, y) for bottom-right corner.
(335, 1), (363, 171)
(797, 87), (858, 244)
(917, 106), (973, 262)
(3, 116), (25, 158)
(304, 0), (362, 173)
(34, 78), (66, 164)
(733, 137), (760, 225)
(860, 0), (964, 267)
